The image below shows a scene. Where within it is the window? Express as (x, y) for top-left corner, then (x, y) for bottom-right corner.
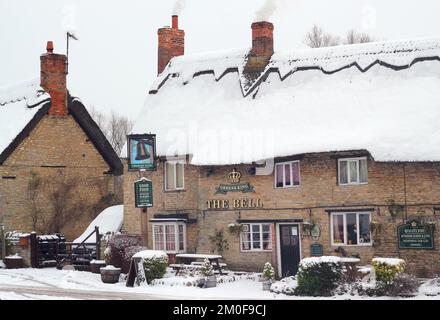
(241, 224), (272, 251)
(338, 157), (368, 185)
(275, 161), (300, 188)
(165, 159), (185, 191)
(331, 212), (372, 246)
(152, 222), (186, 253)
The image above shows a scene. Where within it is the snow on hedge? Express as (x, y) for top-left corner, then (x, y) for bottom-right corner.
(127, 37), (440, 165)
(299, 256), (342, 269)
(73, 205), (123, 243)
(372, 258), (405, 266)
(133, 250), (168, 260)
(270, 276), (297, 295)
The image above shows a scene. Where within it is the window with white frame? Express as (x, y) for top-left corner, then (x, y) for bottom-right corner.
(152, 222), (186, 253)
(331, 212), (372, 246)
(275, 161), (300, 188)
(338, 157), (368, 185)
(241, 223), (272, 251)
(165, 159), (185, 191)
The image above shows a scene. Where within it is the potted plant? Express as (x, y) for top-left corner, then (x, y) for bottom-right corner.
(262, 262), (275, 291)
(100, 265), (121, 284)
(227, 223), (243, 236)
(200, 259), (217, 288)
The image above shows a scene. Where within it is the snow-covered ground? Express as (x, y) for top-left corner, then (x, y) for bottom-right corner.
(0, 267), (439, 300)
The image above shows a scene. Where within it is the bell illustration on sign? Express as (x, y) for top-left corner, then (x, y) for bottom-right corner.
(135, 139), (151, 161)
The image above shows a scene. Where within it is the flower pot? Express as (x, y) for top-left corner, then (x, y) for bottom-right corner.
(204, 275), (217, 288)
(90, 260), (106, 274)
(4, 256), (24, 269)
(100, 266), (121, 284)
(262, 280), (273, 291)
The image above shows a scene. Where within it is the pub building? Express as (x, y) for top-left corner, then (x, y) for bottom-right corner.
(122, 15), (440, 277)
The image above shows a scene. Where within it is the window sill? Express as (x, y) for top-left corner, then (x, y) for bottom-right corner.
(338, 183), (368, 187)
(331, 244), (373, 247)
(275, 185), (301, 189)
(164, 189), (186, 193)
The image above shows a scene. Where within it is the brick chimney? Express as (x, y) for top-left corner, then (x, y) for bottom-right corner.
(40, 41), (68, 116)
(251, 21), (274, 58)
(245, 21), (274, 79)
(157, 15), (185, 75)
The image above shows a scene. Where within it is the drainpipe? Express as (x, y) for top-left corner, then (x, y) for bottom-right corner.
(1, 225), (5, 260)
(403, 163), (408, 222)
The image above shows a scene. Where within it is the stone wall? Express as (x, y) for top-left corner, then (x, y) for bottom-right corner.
(123, 153), (440, 276)
(0, 115), (118, 240)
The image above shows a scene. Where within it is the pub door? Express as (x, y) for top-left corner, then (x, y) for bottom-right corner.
(279, 224), (301, 277)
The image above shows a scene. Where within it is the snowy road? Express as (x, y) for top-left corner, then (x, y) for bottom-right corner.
(0, 284), (174, 300)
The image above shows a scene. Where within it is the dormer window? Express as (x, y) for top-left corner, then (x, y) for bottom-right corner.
(338, 157), (368, 185)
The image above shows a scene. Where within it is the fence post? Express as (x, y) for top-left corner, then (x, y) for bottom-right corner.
(30, 232), (38, 268)
(95, 226), (101, 260)
(1, 225), (5, 260)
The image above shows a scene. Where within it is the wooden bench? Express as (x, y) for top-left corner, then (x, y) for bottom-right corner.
(173, 254), (227, 275)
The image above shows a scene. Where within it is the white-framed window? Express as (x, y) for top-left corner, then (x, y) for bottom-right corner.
(275, 161), (300, 188)
(240, 223), (272, 251)
(330, 212), (372, 246)
(152, 222), (186, 253)
(165, 159), (185, 191)
(338, 157), (368, 185)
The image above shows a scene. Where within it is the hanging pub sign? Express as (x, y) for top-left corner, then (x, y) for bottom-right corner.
(397, 220), (434, 249)
(127, 134), (156, 171)
(134, 178), (153, 208)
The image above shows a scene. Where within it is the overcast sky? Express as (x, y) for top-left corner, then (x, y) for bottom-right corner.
(1, 0), (440, 119)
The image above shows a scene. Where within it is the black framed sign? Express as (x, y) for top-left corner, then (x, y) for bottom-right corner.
(134, 178), (153, 208)
(397, 220), (434, 249)
(127, 134), (157, 171)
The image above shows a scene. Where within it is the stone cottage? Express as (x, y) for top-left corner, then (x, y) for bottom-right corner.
(123, 16), (440, 277)
(0, 42), (123, 240)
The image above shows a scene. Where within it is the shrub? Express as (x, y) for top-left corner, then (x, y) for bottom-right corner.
(133, 250), (168, 284)
(200, 259), (215, 277)
(295, 256), (344, 296)
(107, 234), (143, 273)
(263, 262), (275, 280)
(372, 258), (405, 283)
(360, 274), (420, 297)
(124, 245), (148, 269)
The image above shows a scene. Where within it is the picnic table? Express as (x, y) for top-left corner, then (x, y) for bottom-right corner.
(172, 254), (226, 275)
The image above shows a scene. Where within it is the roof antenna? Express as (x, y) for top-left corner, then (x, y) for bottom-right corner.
(66, 31), (79, 74)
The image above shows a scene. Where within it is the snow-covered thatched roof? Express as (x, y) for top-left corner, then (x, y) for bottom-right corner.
(0, 80), (50, 160)
(128, 37), (440, 165)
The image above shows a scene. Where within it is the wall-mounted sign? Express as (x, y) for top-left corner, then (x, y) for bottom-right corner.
(397, 220), (434, 249)
(134, 178), (153, 208)
(311, 224), (321, 241)
(214, 168), (255, 195)
(127, 134), (156, 171)
(206, 198), (263, 210)
(310, 243), (324, 257)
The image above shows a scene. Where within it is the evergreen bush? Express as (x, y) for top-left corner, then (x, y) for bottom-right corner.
(372, 258), (405, 283)
(295, 257), (344, 296)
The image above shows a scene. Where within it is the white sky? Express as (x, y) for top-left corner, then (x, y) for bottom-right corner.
(1, 0), (440, 119)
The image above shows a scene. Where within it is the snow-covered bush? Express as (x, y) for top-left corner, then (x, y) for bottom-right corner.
(295, 256), (344, 296)
(270, 276), (297, 295)
(372, 258), (405, 283)
(200, 259), (214, 277)
(262, 262), (275, 280)
(107, 234), (143, 273)
(133, 250), (168, 284)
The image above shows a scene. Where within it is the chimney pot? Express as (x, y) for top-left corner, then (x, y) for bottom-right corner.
(46, 41), (54, 53)
(172, 15), (179, 29)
